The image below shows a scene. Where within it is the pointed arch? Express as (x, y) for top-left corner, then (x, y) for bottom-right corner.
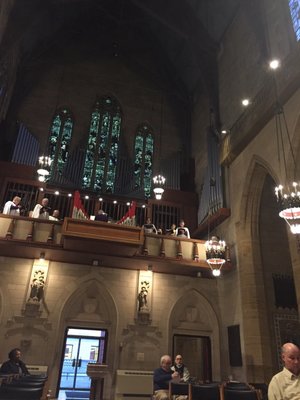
(82, 95), (122, 192)
(48, 108), (73, 177)
(134, 123), (154, 198)
(168, 288), (220, 381)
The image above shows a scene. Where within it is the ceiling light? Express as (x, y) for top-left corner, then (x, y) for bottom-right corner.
(241, 99), (250, 107)
(205, 236), (226, 277)
(269, 59), (280, 70)
(153, 174), (166, 200)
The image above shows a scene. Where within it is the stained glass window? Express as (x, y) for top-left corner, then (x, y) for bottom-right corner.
(134, 124), (154, 198)
(48, 109), (73, 177)
(289, 0), (300, 41)
(82, 96), (122, 192)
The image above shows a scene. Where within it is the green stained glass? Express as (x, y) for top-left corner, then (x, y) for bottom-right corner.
(134, 134), (144, 188)
(48, 111), (73, 177)
(82, 97), (122, 192)
(105, 114), (121, 192)
(83, 110), (101, 188)
(134, 125), (154, 198)
(57, 117), (73, 174)
(49, 115), (62, 161)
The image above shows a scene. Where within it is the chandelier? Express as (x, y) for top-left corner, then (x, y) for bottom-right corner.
(153, 174), (166, 200)
(275, 182), (300, 234)
(270, 59), (300, 234)
(37, 155), (52, 182)
(205, 236), (226, 277)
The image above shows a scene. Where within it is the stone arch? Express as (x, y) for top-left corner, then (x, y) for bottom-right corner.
(49, 273), (118, 399)
(168, 288), (220, 380)
(235, 154), (296, 381)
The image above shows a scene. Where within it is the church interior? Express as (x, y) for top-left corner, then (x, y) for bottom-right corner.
(0, 0), (300, 399)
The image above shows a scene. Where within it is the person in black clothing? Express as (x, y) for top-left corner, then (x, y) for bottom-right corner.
(95, 209), (109, 222)
(142, 217), (158, 234)
(0, 348), (30, 375)
(153, 355), (180, 400)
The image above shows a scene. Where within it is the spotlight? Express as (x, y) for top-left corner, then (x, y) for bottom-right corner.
(269, 59), (280, 70)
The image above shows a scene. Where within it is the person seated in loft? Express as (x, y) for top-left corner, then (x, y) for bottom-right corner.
(32, 198), (51, 219)
(2, 196), (22, 215)
(49, 209), (60, 221)
(166, 223), (176, 236)
(0, 348), (30, 375)
(142, 217), (158, 234)
(95, 209), (109, 222)
(175, 220), (190, 238)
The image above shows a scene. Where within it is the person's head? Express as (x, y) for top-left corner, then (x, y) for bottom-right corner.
(179, 220), (185, 227)
(175, 354), (183, 366)
(8, 348), (22, 362)
(41, 198), (49, 206)
(171, 223), (176, 230)
(160, 355), (172, 372)
(146, 217), (151, 224)
(12, 196), (21, 205)
(281, 342), (300, 375)
(52, 209), (59, 218)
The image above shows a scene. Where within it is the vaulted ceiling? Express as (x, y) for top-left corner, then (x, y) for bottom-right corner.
(2, 0), (240, 102)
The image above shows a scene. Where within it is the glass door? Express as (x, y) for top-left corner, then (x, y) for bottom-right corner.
(59, 328), (107, 394)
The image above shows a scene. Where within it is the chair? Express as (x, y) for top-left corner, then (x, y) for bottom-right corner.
(191, 383), (221, 400)
(223, 388), (260, 400)
(249, 383), (267, 400)
(169, 381), (192, 400)
(0, 385), (44, 400)
(225, 382), (253, 391)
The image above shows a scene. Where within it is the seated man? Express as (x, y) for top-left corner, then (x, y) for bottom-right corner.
(153, 355), (180, 400)
(171, 354), (190, 382)
(142, 217), (158, 234)
(95, 209), (109, 222)
(0, 348), (29, 375)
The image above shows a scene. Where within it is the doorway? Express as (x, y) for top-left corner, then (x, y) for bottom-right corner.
(58, 327), (107, 399)
(173, 334), (212, 382)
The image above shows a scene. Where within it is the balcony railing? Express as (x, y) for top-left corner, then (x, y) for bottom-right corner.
(0, 214), (232, 277)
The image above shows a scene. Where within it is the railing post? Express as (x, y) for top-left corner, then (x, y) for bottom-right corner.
(193, 241), (199, 261)
(6, 218), (15, 239)
(27, 221), (35, 241)
(47, 224), (55, 243)
(160, 237), (165, 257)
(177, 239), (182, 259)
(143, 235), (148, 255)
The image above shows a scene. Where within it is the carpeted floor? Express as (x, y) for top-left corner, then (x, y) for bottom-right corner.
(65, 390), (90, 399)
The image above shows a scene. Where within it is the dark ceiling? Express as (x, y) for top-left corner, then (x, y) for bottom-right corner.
(2, 0), (240, 102)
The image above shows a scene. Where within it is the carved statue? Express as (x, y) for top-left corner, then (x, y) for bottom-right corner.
(28, 270), (45, 302)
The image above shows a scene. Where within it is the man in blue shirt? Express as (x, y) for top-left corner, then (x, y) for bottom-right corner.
(153, 355), (180, 400)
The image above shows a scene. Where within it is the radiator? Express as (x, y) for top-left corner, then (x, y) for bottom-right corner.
(115, 369), (153, 400)
(27, 364), (48, 375)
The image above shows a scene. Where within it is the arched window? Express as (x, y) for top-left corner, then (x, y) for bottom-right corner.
(289, 0), (300, 40)
(82, 96), (122, 192)
(134, 124), (154, 198)
(48, 108), (73, 176)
